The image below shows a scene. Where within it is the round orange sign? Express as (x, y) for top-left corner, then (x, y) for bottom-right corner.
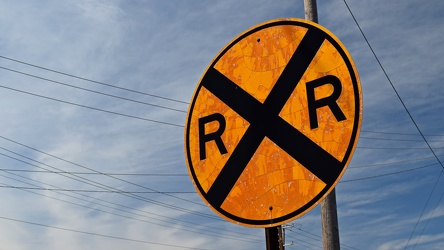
(184, 18), (362, 228)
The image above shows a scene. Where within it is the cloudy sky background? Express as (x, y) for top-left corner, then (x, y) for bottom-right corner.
(0, 0), (443, 249)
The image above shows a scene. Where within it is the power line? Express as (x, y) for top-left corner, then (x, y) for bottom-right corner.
(0, 177), (199, 237)
(0, 135), (201, 207)
(350, 155), (442, 169)
(362, 130), (444, 137)
(0, 66), (187, 113)
(8, 55), (442, 141)
(0, 215), (209, 250)
(0, 139), (250, 234)
(1, 134), (440, 190)
(0, 171), (263, 244)
(0, 148), (214, 219)
(285, 228), (323, 249)
(412, 176), (444, 249)
(0, 55), (189, 104)
(357, 146), (444, 150)
(404, 170), (443, 249)
(0, 185), (195, 194)
(284, 233), (321, 249)
(4, 56), (444, 139)
(0, 162), (435, 187)
(0, 148), (218, 220)
(2, 152), (442, 174)
(0, 84), (183, 127)
(1, 134), (440, 195)
(0, 168), (188, 176)
(286, 226), (360, 250)
(0, 150), (137, 195)
(5, 135), (436, 229)
(342, 2), (444, 248)
(342, 0), (443, 169)
(340, 163), (438, 183)
(360, 136), (444, 143)
(0, 183), (255, 244)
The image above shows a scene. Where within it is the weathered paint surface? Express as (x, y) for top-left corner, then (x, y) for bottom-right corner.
(185, 18), (362, 228)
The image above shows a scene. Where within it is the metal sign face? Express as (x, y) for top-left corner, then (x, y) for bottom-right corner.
(184, 18), (362, 228)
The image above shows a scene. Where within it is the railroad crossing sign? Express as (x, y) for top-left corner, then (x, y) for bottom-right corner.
(184, 18), (362, 228)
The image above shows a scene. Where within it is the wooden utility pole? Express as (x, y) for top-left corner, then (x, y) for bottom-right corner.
(265, 226), (278, 250)
(321, 188), (341, 249)
(278, 225), (284, 250)
(265, 225), (284, 250)
(304, 0), (318, 23)
(304, 0), (341, 249)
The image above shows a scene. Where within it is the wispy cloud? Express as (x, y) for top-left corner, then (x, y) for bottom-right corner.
(0, 0), (443, 249)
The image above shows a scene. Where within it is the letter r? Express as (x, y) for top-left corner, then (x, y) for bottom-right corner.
(306, 75), (346, 129)
(198, 113), (228, 160)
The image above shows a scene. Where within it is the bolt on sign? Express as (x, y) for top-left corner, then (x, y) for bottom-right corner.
(184, 18), (362, 228)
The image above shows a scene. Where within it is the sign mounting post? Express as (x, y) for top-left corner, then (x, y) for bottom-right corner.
(184, 17), (362, 233)
(304, 0), (342, 249)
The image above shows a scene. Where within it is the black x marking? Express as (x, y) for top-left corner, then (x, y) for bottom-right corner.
(199, 27), (344, 209)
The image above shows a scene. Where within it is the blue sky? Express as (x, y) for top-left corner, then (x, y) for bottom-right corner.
(0, 1), (443, 249)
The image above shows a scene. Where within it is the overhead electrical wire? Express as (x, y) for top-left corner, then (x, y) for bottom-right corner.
(3, 78), (444, 147)
(0, 168), (188, 176)
(3, 57), (443, 142)
(340, 163), (438, 183)
(0, 84), (184, 127)
(0, 135), (201, 206)
(0, 149), (214, 219)
(342, 0), (444, 169)
(0, 131), (441, 220)
(0, 215), (209, 250)
(342, 1), (444, 249)
(0, 181), (258, 244)
(5, 54), (443, 140)
(404, 170), (443, 249)
(284, 233), (321, 249)
(0, 55), (189, 104)
(356, 146), (444, 149)
(362, 130), (444, 137)
(412, 181), (444, 249)
(0, 149), (137, 194)
(358, 146), (444, 150)
(0, 148), (220, 220)
(0, 162), (436, 191)
(0, 179), (203, 239)
(0, 185), (194, 194)
(350, 154), (443, 169)
(359, 136), (444, 143)
(0, 146), (430, 248)
(0, 166), (247, 237)
(287, 222), (356, 250)
(0, 148), (440, 174)
(2, 54), (443, 139)
(0, 117), (438, 246)
(0, 170), (263, 243)
(0, 133), (434, 246)
(282, 223), (359, 250)
(1, 151), (442, 174)
(0, 66), (187, 113)
(13, 130), (433, 201)
(286, 231), (322, 247)
(0, 134), (440, 196)
(283, 227), (323, 250)
(284, 223), (359, 250)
